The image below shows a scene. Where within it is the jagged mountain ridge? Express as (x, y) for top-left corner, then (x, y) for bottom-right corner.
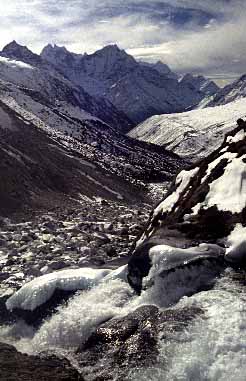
(201, 73), (246, 108)
(179, 73), (219, 97)
(41, 43), (218, 124)
(0, 41), (133, 133)
(139, 60), (179, 80)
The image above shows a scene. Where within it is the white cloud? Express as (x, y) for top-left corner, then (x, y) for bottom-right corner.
(0, 0), (245, 77)
(128, 13), (246, 75)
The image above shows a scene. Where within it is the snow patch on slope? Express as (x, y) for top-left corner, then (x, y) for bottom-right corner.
(204, 155), (246, 213)
(154, 167), (199, 215)
(129, 98), (246, 160)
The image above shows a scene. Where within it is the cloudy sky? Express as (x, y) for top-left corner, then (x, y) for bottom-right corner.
(0, 0), (245, 83)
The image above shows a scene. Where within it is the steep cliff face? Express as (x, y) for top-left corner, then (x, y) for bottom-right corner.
(41, 44), (213, 124)
(0, 42), (133, 132)
(128, 124), (246, 292)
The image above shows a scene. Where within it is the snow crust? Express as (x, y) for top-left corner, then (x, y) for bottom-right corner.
(6, 268), (111, 311)
(143, 243), (225, 293)
(154, 167), (199, 215)
(149, 244), (224, 272)
(205, 154), (246, 213)
(201, 152), (237, 184)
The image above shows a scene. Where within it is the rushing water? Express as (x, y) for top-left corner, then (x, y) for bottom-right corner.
(130, 268), (246, 381)
(0, 264), (245, 380)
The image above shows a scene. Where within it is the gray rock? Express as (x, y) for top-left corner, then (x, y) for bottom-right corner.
(79, 246), (94, 256)
(49, 261), (68, 271)
(76, 305), (203, 380)
(0, 342), (84, 380)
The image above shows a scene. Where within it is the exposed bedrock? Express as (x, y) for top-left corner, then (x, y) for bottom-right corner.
(0, 342), (84, 381)
(76, 304), (203, 381)
(128, 125), (246, 293)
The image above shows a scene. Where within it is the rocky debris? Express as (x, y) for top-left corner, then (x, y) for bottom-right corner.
(0, 342), (83, 381)
(0, 96), (184, 219)
(0, 199), (151, 315)
(128, 125), (246, 293)
(76, 305), (203, 380)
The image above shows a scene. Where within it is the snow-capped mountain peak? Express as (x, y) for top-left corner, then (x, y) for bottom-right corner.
(41, 43), (83, 67)
(1, 41), (43, 67)
(154, 60), (179, 79)
(202, 73), (246, 108)
(179, 73), (219, 97)
(41, 43), (215, 123)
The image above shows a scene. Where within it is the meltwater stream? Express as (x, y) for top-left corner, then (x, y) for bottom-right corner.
(0, 264), (246, 380)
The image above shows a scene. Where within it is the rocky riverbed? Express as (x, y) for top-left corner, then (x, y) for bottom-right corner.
(0, 198), (152, 298)
(0, 197), (154, 379)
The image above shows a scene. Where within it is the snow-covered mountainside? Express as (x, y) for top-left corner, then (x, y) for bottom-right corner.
(139, 60), (179, 80)
(128, 124), (246, 292)
(0, 66), (184, 217)
(41, 44), (137, 99)
(202, 73), (246, 108)
(128, 97), (246, 161)
(41, 44), (215, 124)
(179, 73), (219, 97)
(0, 42), (133, 133)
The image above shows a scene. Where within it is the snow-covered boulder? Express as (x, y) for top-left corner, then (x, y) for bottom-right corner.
(5, 268), (111, 324)
(128, 124), (246, 293)
(5, 265), (129, 325)
(6, 268), (111, 312)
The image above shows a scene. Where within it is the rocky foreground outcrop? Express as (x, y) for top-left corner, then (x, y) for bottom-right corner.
(0, 342), (83, 381)
(76, 305), (203, 381)
(128, 123), (246, 292)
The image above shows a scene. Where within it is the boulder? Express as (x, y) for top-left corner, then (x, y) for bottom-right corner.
(76, 305), (203, 380)
(0, 342), (84, 380)
(128, 125), (246, 293)
(6, 288), (76, 326)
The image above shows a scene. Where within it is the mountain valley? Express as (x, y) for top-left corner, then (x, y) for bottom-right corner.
(0, 38), (245, 381)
